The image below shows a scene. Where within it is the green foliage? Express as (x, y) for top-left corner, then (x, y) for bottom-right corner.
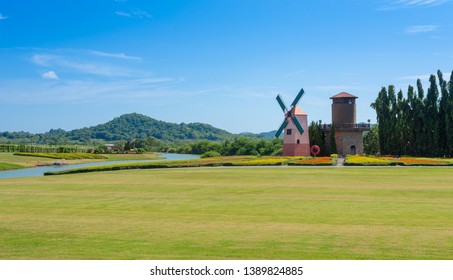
(201, 151), (221, 158)
(363, 125), (380, 155)
(167, 137), (282, 156)
(14, 152), (107, 160)
(309, 120), (327, 155)
(0, 144), (91, 153)
(329, 122), (337, 154)
(372, 70), (453, 157)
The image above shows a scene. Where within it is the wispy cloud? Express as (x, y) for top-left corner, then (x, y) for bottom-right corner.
(398, 0), (449, 6)
(398, 74), (431, 80)
(115, 8), (151, 19)
(0, 13), (8, 20)
(405, 24), (439, 33)
(41, 71), (59, 80)
(90, 50), (141, 61)
(0, 77), (179, 104)
(378, 0), (450, 10)
(31, 50), (139, 77)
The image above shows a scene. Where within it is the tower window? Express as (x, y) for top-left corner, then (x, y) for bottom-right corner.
(297, 139), (300, 144)
(286, 129), (292, 135)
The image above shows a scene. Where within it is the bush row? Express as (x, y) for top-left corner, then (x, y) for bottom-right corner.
(14, 152), (108, 160)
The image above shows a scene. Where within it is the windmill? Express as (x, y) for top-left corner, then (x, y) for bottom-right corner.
(275, 88), (310, 156)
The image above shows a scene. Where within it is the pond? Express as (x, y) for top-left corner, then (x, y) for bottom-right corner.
(0, 153), (200, 179)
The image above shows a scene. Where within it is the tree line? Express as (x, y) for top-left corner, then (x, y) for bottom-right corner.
(371, 70), (453, 156)
(165, 137), (283, 157)
(307, 120), (337, 156)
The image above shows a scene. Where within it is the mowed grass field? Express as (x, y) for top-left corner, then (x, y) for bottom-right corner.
(1, 167), (453, 259)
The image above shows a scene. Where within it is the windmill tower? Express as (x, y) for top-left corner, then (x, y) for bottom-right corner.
(275, 88), (310, 156)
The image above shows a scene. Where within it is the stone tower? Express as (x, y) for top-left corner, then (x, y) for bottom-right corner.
(326, 92), (369, 155)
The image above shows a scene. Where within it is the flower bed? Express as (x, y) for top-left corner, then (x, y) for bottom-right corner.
(288, 157), (334, 166)
(344, 155), (391, 166)
(396, 157), (449, 166)
(345, 155), (453, 166)
(233, 156), (305, 166)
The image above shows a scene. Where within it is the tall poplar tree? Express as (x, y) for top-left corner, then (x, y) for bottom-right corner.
(426, 75), (440, 155)
(414, 79), (426, 156)
(438, 70), (448, 155)
(406, 85), (416, 155)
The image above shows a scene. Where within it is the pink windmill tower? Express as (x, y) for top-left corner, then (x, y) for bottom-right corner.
(275, 88), (310, 156)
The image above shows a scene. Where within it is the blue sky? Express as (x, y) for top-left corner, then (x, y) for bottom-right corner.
(1, 0), (453, 134)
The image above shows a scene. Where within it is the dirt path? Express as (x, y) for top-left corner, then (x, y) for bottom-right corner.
(335, 157), (345, 167)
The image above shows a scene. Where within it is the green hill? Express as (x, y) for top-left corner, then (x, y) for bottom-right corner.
(67, 113), (234, 142)
(1, 113), (236, 144)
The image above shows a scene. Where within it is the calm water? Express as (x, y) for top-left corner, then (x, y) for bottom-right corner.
(0, 153), (200, 179)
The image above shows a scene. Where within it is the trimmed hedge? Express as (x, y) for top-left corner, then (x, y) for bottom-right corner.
(14, 152), (108, 160)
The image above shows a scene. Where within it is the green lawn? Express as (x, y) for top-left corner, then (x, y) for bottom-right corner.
(1, 167), (453, 259)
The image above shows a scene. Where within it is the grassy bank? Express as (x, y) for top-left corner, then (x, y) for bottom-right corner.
(1, 167), (452, 259)
(0, 162), (23, 171)
(44, 156), (335, 176)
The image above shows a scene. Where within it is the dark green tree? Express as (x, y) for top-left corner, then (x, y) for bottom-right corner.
(329, 123), (337, 154)
(426, 74), (440, 155)
(363, 125), (380, 155)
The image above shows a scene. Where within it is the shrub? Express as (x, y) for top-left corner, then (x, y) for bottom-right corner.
(201, 150), (221, 158)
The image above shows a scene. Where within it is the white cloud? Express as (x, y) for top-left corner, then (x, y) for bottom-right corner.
(398, 74), (431, 81)
(90, 50), (141, 61)
(31, 52), (136, 77)
(41, 71), (59, 80)
(405, 25), (439, 33)
(115, 8), (151, 19)
(0, 13), (8, 20)
(115, 11), (131, 17)
(378, 0), (450, 10)
(398, 0), (449, 6)
(32, 54), (60, 66)
(0, 77), (179, 104)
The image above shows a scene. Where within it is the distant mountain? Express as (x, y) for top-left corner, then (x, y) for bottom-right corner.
(257, 130), (278, 138)
(239, 130), (276, 139)
(1, 113), (236, 144)
(0, 113), (279, 145)
(64, 113), (236, 142)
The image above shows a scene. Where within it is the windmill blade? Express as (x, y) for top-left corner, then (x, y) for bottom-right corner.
(276, 94), (288, 113)
(292, 115), (305, 135)
(290, 88), (305, 107)
(275, 119), (288, 138)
